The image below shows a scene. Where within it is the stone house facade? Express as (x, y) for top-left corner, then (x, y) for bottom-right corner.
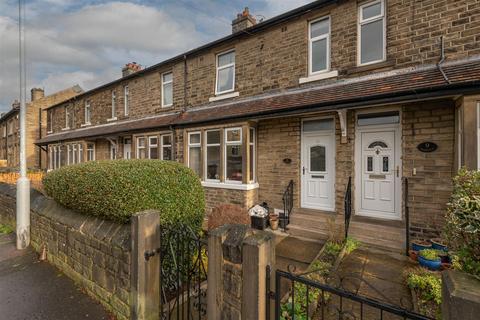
(37, 0), (480, 251)
(0, 86), (82, 169)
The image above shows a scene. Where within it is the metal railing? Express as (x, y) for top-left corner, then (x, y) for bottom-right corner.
(268, 267), (434, 320)
(344, 176), (352, 239)
(282, 180), (294, 231)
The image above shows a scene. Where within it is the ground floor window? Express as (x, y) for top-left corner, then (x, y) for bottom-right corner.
(110, 141), (117, 160)
(87, 143), (95, 161)
(187, 125), (256, 184)
(67, 143), (84, 165)
(135, 133), (173, 160)
(49, 145), (63, 169)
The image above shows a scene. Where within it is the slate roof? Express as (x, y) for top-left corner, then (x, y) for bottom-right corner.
(36, 58), (480, 145)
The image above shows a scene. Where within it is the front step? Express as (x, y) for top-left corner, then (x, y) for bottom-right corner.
(287, 212), (406, 252)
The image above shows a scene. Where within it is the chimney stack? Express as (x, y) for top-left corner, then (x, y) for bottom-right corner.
(232, 7), (257, 34)
(12, 100), (20, 109)
(31, 88), (45, 102)
(122, 62), (143, 77)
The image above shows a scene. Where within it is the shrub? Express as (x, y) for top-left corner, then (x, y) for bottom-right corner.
(445, 168), (480, 278)
(419, 249), (441, 261)
(43, 160), (205, 229)
(207, 204), (250, 230)
(406, 269), (442, 306)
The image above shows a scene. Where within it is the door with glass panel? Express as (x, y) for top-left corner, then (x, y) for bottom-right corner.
(301, 119), (335, 211)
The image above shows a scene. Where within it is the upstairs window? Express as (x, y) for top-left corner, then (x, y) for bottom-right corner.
(65, 106), (72, 129)
(124, 85), (129, 116)
(48, 110), (53, 133)
(162, 72), (173, 107)
(358, 0), (386, 65)
(309, 17), (330, 74)
(215, 50), (235, 95)
(111, 91), (116, 119)
(84, 101), (91, 124)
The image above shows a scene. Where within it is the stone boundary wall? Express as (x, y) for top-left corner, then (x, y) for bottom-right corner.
(0, 184), (131, 320)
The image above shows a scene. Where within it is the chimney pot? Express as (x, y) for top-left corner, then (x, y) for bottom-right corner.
(232, 7), (257, 34)
(122, 62), (143, 77)
(31, 88), (45, 102)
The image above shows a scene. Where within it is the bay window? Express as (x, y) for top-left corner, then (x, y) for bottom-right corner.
(188, 132), (202, 176)
(161, 134), (173, 160)
(87, 143), (95, 161)
(249, 128), (256, 183)
(225, 128), (243, 183)
(309, 17), (330, 74)
(358, 0), (386, 65)
(215, 50), (235, 95)
(205, 130), (221, 181)
(148, 136), (159, 159)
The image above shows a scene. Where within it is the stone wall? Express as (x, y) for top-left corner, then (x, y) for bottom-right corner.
(204, 187), (258, 213)
(0, 184), (131, 320)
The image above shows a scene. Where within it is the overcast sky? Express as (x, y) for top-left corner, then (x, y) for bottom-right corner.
(0, 0), (312, 112)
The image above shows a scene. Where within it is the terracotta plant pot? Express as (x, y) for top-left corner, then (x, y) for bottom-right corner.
(409, 250), (418, 261)
(269, 216), (279, 230)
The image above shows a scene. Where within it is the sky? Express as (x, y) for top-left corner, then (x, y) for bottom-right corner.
(0, 0), (313, 112)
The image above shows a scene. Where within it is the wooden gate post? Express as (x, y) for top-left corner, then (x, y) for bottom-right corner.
(131, 210), (160, 320)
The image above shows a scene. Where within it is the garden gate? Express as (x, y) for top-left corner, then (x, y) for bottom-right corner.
(266, 266), (435, 320)
(144, 224), (208, 319)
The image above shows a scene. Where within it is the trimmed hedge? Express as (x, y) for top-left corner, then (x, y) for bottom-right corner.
(43, 160), (205, 228)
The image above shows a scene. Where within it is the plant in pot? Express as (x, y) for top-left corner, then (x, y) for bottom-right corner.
(411, 239), (432, 252)
(269, 214), (279, 230)
(418, 249), (442, 271)
(430, 238), (448, 251)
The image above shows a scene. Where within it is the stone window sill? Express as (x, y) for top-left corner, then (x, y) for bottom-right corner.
(47, 131), (53, 134)
(201, 181), (259, 191)
(299, 70), (339, 84)
(61, 127), (70, 131)
(347, 60), (395, 75)
(209, 91), (240, 102)
(107, 117), (117, 122)
(80, 123), (91, 127)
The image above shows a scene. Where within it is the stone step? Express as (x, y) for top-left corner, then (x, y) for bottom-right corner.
(286, 224), (329, 242)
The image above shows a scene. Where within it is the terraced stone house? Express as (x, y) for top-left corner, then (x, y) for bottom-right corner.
(0, 86), (82, 169)
(37, 0), (480, 251)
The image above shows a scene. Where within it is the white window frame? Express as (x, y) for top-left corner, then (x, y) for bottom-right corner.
(215, 50), (235, 96)
(161, 72), (173, 108)
(148, 136), (158, 159)
(47, 111), (53, 133)
(188, 131), (202, 174)
(161, 134), (173, 160)
(64, 106), (70, 129)
(78, 144), (83, 163)
(48, 147), (53, 170)
(308, 16), (331, 75)
(477, 102), (480, 170)
(87, 143), (95, 161)
(124, 85), (129, 116)
(205, 129), (221, 182)
(84, 101), (91, 125)
(67, 144), (72, 165)
(73, 144), (78, 164)
(57, 146), (62, 168)
(136, 137), (146, 159)
(357, 0), (386, 66)
(109, 91), (117, 121)
(224, 127), (243, 184)
(249, 127), (256, 183)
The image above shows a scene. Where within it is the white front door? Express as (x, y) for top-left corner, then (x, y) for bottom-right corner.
(301, 119), (335, 211)
(356, 127), (401, 220)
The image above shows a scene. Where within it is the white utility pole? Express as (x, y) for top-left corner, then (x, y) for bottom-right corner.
(16, 0), (30, 250)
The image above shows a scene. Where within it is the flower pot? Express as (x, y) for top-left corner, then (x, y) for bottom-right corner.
(441, 262), (453, 270)
(430, 238), (448, 252)
(408, 250), (418, 261)
(438, 252), (450, 264)
(269, 217), (279, 230)
(418, 255), (442, 271)
(411, 240), (432, 252)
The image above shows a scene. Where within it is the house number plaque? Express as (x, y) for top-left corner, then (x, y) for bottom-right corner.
(417, 142), (438, 153)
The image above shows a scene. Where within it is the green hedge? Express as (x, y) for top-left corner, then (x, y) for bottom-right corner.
(43, 160), (205, 228)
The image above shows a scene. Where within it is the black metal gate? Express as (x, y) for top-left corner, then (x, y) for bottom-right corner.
(157, 224), (208, 320)
(267, 266), (434, 320)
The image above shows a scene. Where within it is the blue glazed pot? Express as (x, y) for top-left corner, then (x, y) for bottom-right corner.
(418, 256), (442, 271)
(431, 239), (448, 252)
(412, 240), (432, 252)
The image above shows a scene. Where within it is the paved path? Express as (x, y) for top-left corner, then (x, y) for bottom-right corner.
(0, 232), (112, 320)
(320, 247), (415, 320)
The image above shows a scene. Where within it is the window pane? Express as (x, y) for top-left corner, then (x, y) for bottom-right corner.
(226, 145), (243, 181)
(162, 135), (172, 145)
(367, 156), (373, 172)
(218, 51), (235, 67)
(138, 148), (146, 159)
(383, 156), (389, 172)
(163, 72), (172, 82)
(189, 147), (201, 176)
(149, 137), (158, 146)
(368, 141), (388, 148)
(163, 82), (173, 106)
(310, 145), (326, 172)
(207, 146), (220, 180)
(138, 137), (145, 147)
(189, 133), (200, 144)
(303, 119), (334, 132)
(310, 19), (329, 38)
(226, 128), (241, 142)
(150, 147), (158, 159)
(217, 66), (234, 93)
(361, 20), (383, 64)
(249, 144), (254, 182)
(362, 2), (382, 20)
(207, 130), (220, 144)
(358, 112), (399, 126)
(162, 146), (172, 160)
(311, 38), (327, 72)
